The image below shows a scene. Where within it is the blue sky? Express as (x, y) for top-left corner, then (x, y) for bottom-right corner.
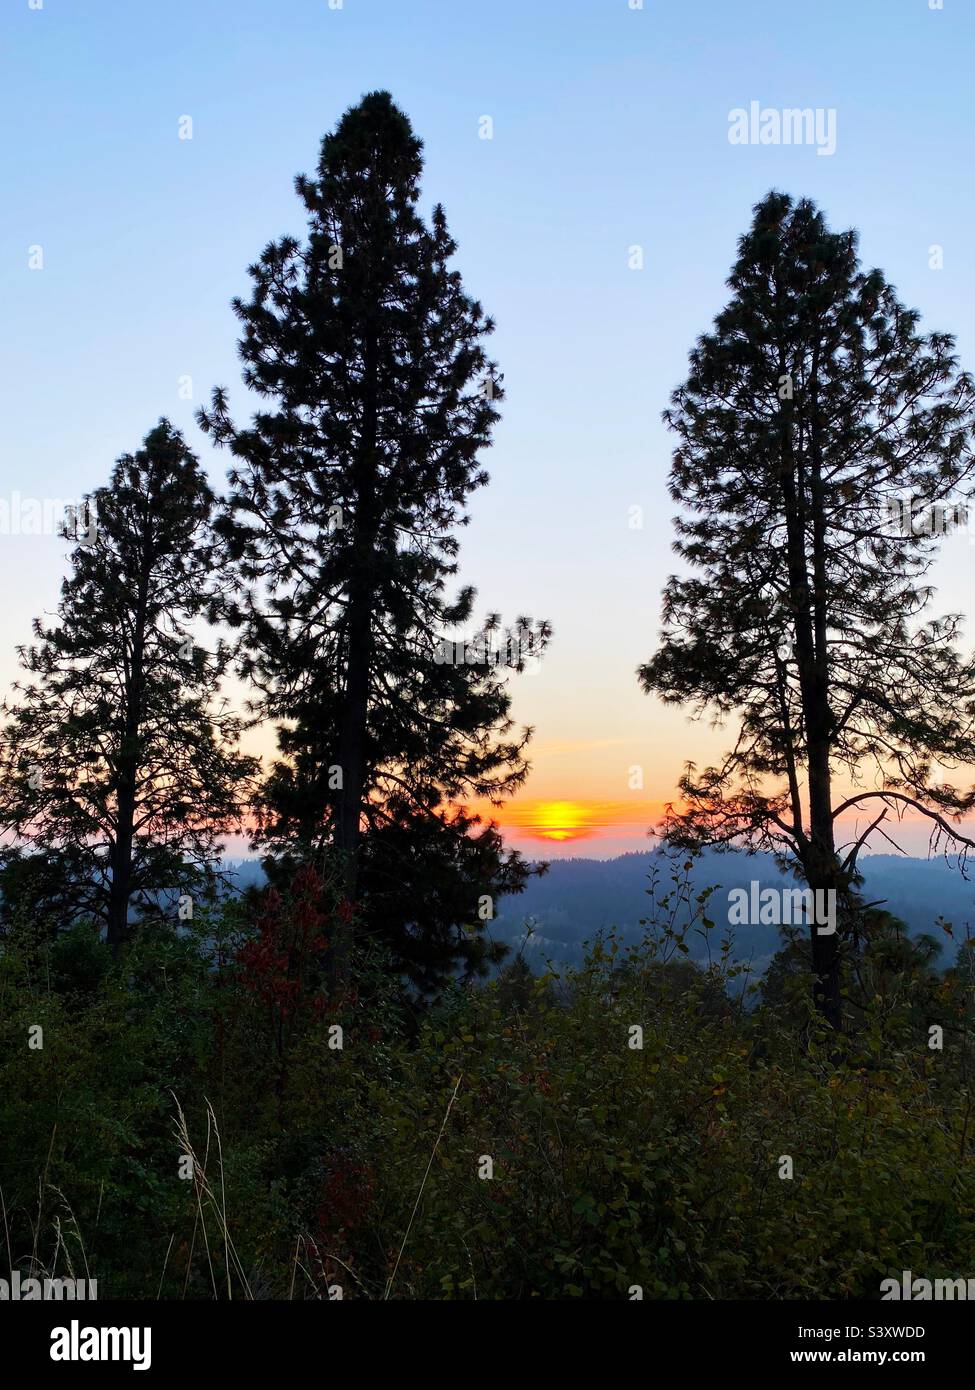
(2, 0), (973, 855)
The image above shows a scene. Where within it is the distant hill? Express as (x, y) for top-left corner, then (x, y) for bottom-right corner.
(222, 849), (975, 977)
(490, 849), (975, 975)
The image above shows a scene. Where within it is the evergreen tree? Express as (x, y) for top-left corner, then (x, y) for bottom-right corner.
(0, 845), (83, 940)
(641, 192), (975, 1027)
(0, 421), (257, 947)
(198, 92), (546, 986)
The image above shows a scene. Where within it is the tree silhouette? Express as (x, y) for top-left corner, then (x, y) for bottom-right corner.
(199, 92), (547, 984)
(641, 192), (975, 1027)
(0, 421), (257, 947)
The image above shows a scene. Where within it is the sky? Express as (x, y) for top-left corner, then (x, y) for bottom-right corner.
(2, 0), (974, 859)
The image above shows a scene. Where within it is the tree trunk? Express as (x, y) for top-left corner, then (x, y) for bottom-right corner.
(806, 389), (842, 1028)
(106, 779), (136, 951)
(331, 323), (380, 974)
(780, 377), (843, 1027)
(806, 747), (843, 1030)
(335, 584), (371, 894)
(106, 563), (149, 951)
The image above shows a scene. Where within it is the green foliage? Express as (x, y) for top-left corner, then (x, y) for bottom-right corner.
(1, 872), (972, 1300)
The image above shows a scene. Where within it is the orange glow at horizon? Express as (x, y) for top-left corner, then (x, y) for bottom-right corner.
(484, 796), (667, 846)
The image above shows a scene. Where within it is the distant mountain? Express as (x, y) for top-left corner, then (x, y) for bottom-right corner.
(221, 849), (975, 977)
(223, 859), (267, 893)
(491, 849), (975, 975)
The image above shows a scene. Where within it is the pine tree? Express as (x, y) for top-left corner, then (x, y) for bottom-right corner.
(641, 192), (975, 1027)
(198, 92), (546, 986)
(0, 421), (257, 947)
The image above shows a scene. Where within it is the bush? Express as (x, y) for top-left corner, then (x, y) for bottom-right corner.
(1, 872), (973, 1299)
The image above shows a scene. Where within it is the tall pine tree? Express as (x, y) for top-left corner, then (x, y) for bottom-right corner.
(199, 92), (546, 989)
(641, 192), (975, 1027)
(0, 421), (257, 947)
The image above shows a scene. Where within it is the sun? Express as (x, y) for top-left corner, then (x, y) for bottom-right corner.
(532, 800), (592, 841)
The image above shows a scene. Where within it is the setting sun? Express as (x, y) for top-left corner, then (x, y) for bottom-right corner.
(531, 800), (593, 841)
